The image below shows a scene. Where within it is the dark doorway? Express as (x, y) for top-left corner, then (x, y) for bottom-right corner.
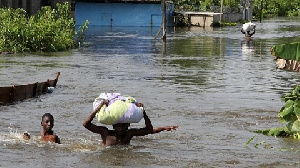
(0, 0), (8, 8)
(18, 0), (23, 8)
(26, 0), (31, 15)
(41, 0), (52, 6)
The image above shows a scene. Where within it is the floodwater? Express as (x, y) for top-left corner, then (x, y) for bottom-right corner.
(0, 17), (300, 167)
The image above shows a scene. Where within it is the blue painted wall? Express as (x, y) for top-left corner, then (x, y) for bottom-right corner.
(75, 2), (174, 27)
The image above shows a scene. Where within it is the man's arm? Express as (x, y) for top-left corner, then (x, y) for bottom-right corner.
(143, 110), (154, 134)
(241, 28), (246, 34)
(83, 100), (109, 135)
(249, 29), (255, 37)
(153, 126), (179, 134)
(127, 110), (154, 137)
(55, 135), (61, 144)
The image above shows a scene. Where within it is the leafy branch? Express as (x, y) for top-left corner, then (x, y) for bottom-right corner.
(255, 86), (300, 139)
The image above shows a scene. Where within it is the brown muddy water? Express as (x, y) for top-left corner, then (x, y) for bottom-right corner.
(0, 17), (300, 168)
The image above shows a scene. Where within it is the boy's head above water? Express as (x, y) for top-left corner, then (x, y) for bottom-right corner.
(41, 113), (54, 131)
(40, 113), (60, 144)
(23, 113), (60, 144)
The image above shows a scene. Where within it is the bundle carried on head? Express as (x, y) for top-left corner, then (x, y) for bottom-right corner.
(93, 93), (144, 125)
(242, 22), (256, 32)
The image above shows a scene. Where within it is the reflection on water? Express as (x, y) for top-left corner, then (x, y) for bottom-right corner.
(241, 38), (255, 56)
(0, 17), (300, 167)
(81, 146), (156, 167)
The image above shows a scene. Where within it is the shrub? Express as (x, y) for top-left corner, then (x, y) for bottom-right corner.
(0, 2), (88, 53)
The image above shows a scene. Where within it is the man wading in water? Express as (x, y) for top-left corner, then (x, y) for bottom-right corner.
(83, 100), (178, 147)
(241, 26), (256, 38)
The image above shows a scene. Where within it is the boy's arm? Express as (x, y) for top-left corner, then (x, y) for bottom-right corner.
(23, 132), (30, 140)
(55, 135), (61, 144)
(153, 126), (178, 134)
(83, 100), (109, 135)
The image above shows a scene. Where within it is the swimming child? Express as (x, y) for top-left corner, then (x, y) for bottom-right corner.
(23, 113), (60, 143)
(40, 113), (61, 144)
(83, 100), (178, 147)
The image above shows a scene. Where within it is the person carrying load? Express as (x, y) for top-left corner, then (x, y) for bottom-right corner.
(83, 93), (178, 147)
(241, 22), (256, 37)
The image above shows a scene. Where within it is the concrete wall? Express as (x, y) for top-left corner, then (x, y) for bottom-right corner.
(241, 0), (254, 20)
(211, 6), (244, 22)
(31, 0), (41, 15)
(0, 0), (42, 16)
(210, 1), (255, 22)
(213, 13), (243, 23)
(190, 15), (214, 27)
(75, 2), (174, 27)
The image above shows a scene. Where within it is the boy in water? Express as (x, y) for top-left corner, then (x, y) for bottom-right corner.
(83, 100), (178, 147)
(23, 113), (61, 143)
(40, 113), (61, 144)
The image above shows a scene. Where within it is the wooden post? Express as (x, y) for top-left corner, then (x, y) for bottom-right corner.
(260, 0), (263, 23)
(220, 0), (223, 25)
(154, 0), (167, 41)
(162, 0), (166, 42)
(162, 37), (166, 56)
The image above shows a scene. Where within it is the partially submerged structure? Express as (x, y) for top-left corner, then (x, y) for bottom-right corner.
(174, 11), (222, 27)
(174, 0), (254, 27)
(271, 42), (300, 72)
(1, 0), (254, 27)
(0, 72), (60, 105)
(75, 0), (174, 27)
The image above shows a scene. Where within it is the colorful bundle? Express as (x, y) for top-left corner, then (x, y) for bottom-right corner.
(93, 93), (144, 125)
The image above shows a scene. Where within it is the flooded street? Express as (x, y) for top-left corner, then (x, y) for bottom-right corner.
(1, 17), (300, 167)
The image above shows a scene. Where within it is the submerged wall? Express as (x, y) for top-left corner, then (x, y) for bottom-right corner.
(75, 2), (174, 27)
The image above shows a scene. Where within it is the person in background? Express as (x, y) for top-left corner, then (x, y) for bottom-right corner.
(83, 100), (178, 147)
(241, 27), (256, 37)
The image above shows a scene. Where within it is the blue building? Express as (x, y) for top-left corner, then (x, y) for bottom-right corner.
(75, 0), (174, 27)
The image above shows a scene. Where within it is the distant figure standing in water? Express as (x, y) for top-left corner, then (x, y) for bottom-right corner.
(241, 22), (256, 38)
(83, 100), (178, 147)
(241, 21), (256, 37)
(241, 28), (256, 37)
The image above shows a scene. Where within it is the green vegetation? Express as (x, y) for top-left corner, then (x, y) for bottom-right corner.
(75, 19), (90, 48)
(0, 2), (89, 53)
(175, 0), (240, 11)
(253, 0), (299, 18)
(212, 21), (237, 27)
(244, 136), (273, 149)
(174, 0), (299, 17)
(255, 86), (300, 139)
